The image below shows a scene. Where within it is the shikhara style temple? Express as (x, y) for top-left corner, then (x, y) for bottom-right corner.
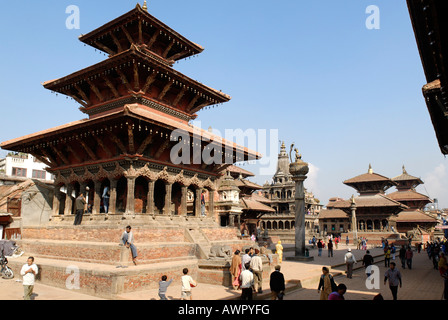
(0, 3), (273, 298)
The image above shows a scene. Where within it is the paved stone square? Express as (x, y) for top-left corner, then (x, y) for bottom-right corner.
(0, 244), (444, 300)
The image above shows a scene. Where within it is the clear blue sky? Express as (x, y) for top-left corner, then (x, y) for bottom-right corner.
(0, 1), (446, 209)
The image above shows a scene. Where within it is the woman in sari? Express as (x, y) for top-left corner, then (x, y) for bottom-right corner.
(230, 250), (242, 290)
(318, 267), (335, 300)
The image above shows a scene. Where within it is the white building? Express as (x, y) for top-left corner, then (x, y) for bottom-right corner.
(0, 152), (53, 182)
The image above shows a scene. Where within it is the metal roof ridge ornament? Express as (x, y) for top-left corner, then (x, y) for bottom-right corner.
(142, 1), (148, 11)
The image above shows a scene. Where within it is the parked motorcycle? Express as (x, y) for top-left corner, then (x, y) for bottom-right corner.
(0, 252), (14, 279)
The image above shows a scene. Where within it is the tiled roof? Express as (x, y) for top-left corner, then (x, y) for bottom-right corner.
(344, 172), (393, 184)
(332, 194), (408, 209)
(227, 165), (255, 177)
(387, 190), (432, 202)
(395, 210), (439, 223)
(1, 104), (262, 160)
(240, 196), (275, 213)
(318, 209), (349, 219)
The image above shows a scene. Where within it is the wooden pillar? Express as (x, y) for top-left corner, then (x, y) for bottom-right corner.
(64, 184), (74, 216)
(195, 188), (201, 217)
(208, 189), (215, 217)
(163, 182), (173, 215)
(181, 185), (187, 216)
(109, 179), (118, 214)
(146, 180), (155, 215)
(52, 185), (61, 215)
(125, 176), (136, 215)
(93, 180), (102, 215)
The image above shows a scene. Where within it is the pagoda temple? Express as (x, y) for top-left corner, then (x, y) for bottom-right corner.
(319, 165), (438, 244)
(0, 3), (268, 298)
(319, 165), (408, 236)
(388, 166), (437, 233)
(1, 3), (260, 222)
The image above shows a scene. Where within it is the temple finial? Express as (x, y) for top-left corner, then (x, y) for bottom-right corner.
(368, 164), (373, 174)
(142, 1), (148, 11)
(402, 165), (407, 174)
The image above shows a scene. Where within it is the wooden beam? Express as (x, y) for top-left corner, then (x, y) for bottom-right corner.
(173, 87), (187, 106)
(79, 140), (97, 161)
(116, 70), (133, 92)
(167, 51), (187, 61)
(110, 32), (123, 52)
(133, 62), (140, 91)
(128, 123), (135, 154)
(51, 146), (70, 166)
(153, 139), (170, 159)
(73, 84), (91, 106)
(147, 28), (159, 49)
(94, 136), (114, 158)
(66, 145), (83, 163)
(158, 82), (172, 100)
(33, 154), (53, 168)
(142, 73), (157, 93)
(186, 95), (200, 112)
(104, 76), (120, 99)
(162, 42), (174, 58)
(93, 41), (115, 56)
(121, 24), (134, 47)
(39, 149), (57, 166)
(138, 20), (143, 44)
(86, 79), (104, 102)
(137, 133), (155, 155)
(109, 132), (128, 154)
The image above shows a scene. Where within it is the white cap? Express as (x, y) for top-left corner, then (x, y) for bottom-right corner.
(347, 248), (352, 252)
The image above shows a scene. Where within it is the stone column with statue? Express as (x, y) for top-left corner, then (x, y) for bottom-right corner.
(286, 145), (313, 261)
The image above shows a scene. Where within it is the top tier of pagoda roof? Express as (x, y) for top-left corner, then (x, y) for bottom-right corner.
(343, 164), (397, 195)
(79, 4), (203, 64)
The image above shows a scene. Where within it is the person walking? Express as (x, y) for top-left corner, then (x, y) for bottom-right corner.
(270, 265), (285, 300)
(384, 262), (402, 300)
(399, 246), (407, 269)
(328, 239), (334, 257)
(241, 248), (252, 271)
(20, 257), (38, 300)
(158, 275), (173, 300)
(230, 250), (242, 290)
(317, 239), (323, 257)
(362, 250), (374, 277)
(384, 246), (391, 268)
(318, 267), (336, 300)
(240, 262), (254, 300)
(344, 248), (357, 279)
(405, 247), (413, 270)
(74, 192), (86, 225)
(250, 249), (263, 294)
(391, 244), (396, 261)
(180, 268), (197, 300)
(121, 226), (138, 265)
(328, 284), (347, 300)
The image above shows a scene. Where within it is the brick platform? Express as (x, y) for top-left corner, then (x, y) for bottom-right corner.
(9, 219), (255, 298)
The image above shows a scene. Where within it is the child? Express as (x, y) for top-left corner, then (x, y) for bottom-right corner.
(180, 268), (197, 300)
(158, 275), (173, 300)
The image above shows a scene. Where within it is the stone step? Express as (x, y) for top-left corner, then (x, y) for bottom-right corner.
(17, 239), (197, 266)
(7, 255), (200, 299)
